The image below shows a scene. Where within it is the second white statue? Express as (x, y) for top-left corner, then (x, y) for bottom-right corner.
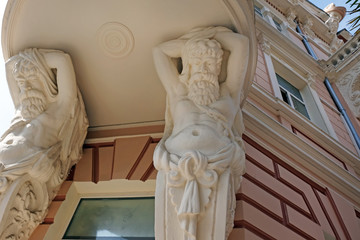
(153, 27), (249, 240)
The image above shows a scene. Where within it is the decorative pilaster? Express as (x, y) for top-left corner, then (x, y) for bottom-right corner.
(258, 33), (271, 55)
(306, 73), (316, 88)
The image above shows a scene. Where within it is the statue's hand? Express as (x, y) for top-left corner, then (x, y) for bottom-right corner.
(179, 26), (231, 41)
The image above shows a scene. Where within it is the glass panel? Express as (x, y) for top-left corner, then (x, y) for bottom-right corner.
(276, 74), (303, 100)
(254, 5), (263, 17)
(280, 88), (290, 105)
(63, 198), (155, 239)
(273, 20), (282, 32)
(292, 96), (310, 119)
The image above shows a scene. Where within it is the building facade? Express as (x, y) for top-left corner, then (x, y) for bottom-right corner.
(0, 0), (359, 239)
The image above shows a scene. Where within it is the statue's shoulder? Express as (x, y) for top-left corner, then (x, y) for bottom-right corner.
(220, 83), (230, 95)
(171, 82), (187, 97)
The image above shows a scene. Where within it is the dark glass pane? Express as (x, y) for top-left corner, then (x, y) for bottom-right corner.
(254, 6), (263, 17)
(276, 74), (303, 100)
(292, 96), (310, 119)
(273, 20), (282, 32)
(64, 198), (155, 239)
(280, 88), (290, 105)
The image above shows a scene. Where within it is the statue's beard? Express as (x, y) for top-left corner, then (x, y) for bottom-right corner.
(19, 90), (47, 119)
(188, 73), (220, 106)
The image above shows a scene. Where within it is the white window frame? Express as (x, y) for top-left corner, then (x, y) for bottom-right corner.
(276, 73), (310, 119)
(254, 0), (290, 38)
(254, 4), (264, 17)
(269, 56), (334, 134)
(44, 180), (156, 240)
(272, 18), (284, 32)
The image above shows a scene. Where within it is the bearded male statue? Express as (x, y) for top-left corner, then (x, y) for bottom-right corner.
(0, 48), (88, 239)
(153, 27), (249, 240)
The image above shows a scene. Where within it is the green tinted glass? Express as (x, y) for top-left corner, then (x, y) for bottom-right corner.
(292, 96), (310, 119)
(63, 197), (155, 239)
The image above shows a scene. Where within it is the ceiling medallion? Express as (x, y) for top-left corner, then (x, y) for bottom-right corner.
(96, 22), (135, 58)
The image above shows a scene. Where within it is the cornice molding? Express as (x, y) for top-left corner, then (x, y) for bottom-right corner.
(243, 96), (360, 206)
(321, 34), (360, 79)
(248, 84), (360, 172)
(255, 16), (324, 77)
(258, 0), (334, 43)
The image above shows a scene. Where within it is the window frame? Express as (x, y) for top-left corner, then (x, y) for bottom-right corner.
(272, 18), (283, 32)
(63, 197), (156, 239)
(44, 180), (156, 240)
(269, 56), (333, 134)
(276, 73), (310, 119)
(254, 4), (264, 17)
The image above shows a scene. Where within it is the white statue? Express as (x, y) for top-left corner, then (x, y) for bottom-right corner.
(324, 3), (343, 35)
(153, 27), (248, 239)
(0, 48), (88, 239)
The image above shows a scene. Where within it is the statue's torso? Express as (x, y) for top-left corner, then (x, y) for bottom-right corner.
(165, 87), (236, 156)
(0, 117), (58, 166)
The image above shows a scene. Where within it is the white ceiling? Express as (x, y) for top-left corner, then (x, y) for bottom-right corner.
(2, 0), (256, 131)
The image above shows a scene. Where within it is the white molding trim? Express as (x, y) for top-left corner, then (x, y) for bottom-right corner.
(255, 0), (334, 45)
(248, 84), (359, 171)
(308, 85), (338, 139)
(84, 133), (164, 144)
(1, 0), (26, 59)
(256, 16), (329, 78)
(243, 100), (360, 206)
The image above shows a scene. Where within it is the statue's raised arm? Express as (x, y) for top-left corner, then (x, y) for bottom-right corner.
(153, 39), (185, 96)
(5, 48), (77, 120)
(41, 50), (77, 110)
(213, 30), (249, 105)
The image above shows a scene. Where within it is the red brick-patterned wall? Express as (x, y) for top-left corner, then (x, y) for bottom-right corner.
(232, 135), (358, 240)
(32, 135), (359, 239)
(73, 136), (158, 183)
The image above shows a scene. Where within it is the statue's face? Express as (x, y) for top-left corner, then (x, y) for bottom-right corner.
(15, 68), (42, 95)
(14, 61), (48, 119)
(186, 55), (221, 106)
(189, 56), (219, 76)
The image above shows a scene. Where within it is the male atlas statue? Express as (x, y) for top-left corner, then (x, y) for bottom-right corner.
(0, 48), (87, 193)
(153, 27), (249, 239)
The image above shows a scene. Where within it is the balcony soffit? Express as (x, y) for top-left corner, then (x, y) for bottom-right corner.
(2, 0), (257, 131)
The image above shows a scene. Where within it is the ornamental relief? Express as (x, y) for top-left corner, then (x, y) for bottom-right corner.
(336, 62), (360, 118)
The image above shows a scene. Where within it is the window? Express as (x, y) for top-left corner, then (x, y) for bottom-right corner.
(276, 73), (310, 119)
(273, 19), (283, 32)
(63, 197), (155, 239)
(254, 5), (263, 17)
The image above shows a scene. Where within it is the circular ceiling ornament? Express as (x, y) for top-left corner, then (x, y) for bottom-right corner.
(96, 22), (135, 58)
